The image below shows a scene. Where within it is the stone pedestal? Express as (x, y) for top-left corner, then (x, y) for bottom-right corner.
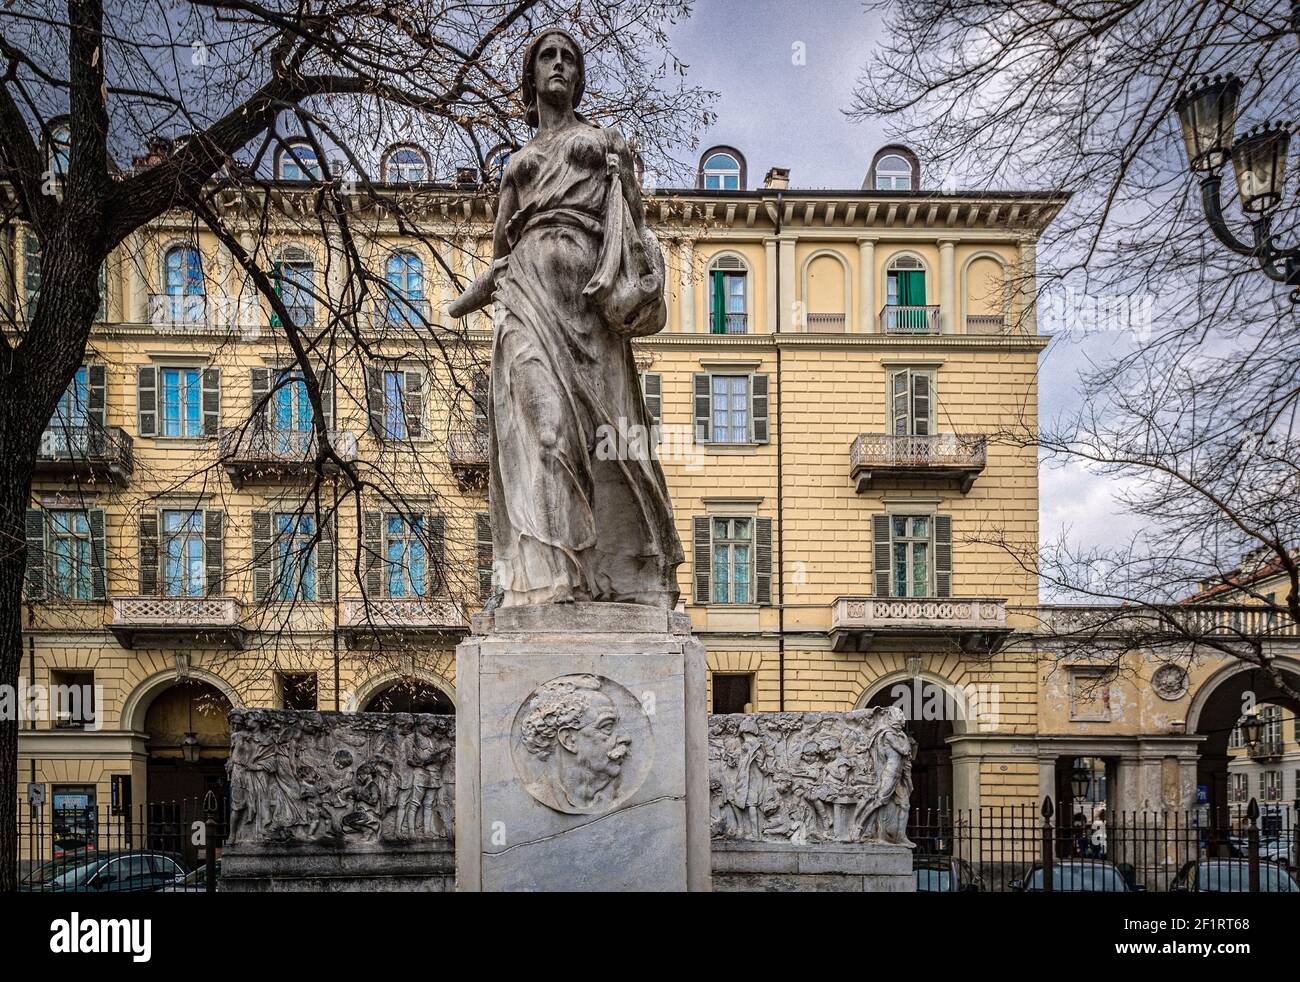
(455, 602), (710, 891)
(711, 841), (915, 892)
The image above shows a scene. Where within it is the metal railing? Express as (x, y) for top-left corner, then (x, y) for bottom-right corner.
(148, 293), (209, 327)
(805, 312), (846, 332)
(373, 297), (432, 327)
(447, 429), (489, 466)
(218, 426), (359, 465)
(880, 304), (940, 334)
(849, 432), (987, 470)
(909, 796), (1298, 893)
(271, 303), (315, 328)
(37, 424), (134, 470)
(709, 311), (748, 334)
(965, 313), (1006, 335)
(1037, 603), (1298, 639)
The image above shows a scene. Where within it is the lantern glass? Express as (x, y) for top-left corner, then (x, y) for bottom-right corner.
(1231, 125), (1290, 214)
(1175, 75), (1241, 172)
(1241, 713), (1263, 749)
(181, 731), (201, 764)
(1070, 759), (1092, 800)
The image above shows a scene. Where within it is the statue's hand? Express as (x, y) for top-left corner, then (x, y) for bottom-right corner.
(605, 152), (620, 177)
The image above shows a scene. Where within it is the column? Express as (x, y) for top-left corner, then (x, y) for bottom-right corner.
(1017, 237), (1038, 335)
(857, 237), (876, 334)
(938, 238), (956, 334)
(128, 231), (147, 323)
(763, 237), (777, 335)
(678, 236), (695, 333)
(777, 236), (796, 333)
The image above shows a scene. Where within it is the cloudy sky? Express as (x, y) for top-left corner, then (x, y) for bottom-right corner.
(669, 0), (1146, 561)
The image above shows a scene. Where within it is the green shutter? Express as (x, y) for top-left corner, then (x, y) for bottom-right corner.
(88, 508), (107, 601)
(428, 514), (446, 596)
(403, 370), (424, 438)
(476, 512), (494, 601)
(87, 364), (107, 431)
(365, 367), (384, 438)
(898, 270), (925, 306)
(201, 368), (221, 436)
(934, 515), (952, 598)
(693, 516), (711, 604)
(250, 368), (271, 431)
(711, 270), (726, 333)
(751, 374), (769, 443)
(693, 373), (711, 443)
(872, 514), (891, 597)
(363, 510), (383, 597)
(24, 509), (46, 600)
(137, 366), (157, 437)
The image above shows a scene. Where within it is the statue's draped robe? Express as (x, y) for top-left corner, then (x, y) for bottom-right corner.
(490, 122), (683, 607)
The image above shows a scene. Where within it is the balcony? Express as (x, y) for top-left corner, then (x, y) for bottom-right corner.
(880, 305), (940, 335)
(965, 314), (1006, 335)
(830, 596), (1010, 654)
(849, 433), (987, 493)
(148, 294), (209, 329)
(372, 297), (433, 329)
(270, 303), (315, 329)
(219, 427), (359, 488)
(1247, 740), (1286, 762)
(35, 425), (134, 486)
(340, 597), (468, 647)
(709, 312), (748, 334)
(805, 312), (846, 332)
(109, 596), (245, 649)
(448, 429), (489, 490)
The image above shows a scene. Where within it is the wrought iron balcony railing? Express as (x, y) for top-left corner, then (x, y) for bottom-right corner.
(830, 596), (1010, 654)
(340, 597), (468, 646)
(218, 427), (358, 487)
(849, 432), (987, 493)
(148, 294), (209, 328)
(36, 424), (134, 485)
(880, 305), (941, 334)
(109, 596), (245, 649)
(1247, 740), (1286, 761)
(372, 297), (433, 327)
(709, 312), (748, 334)
(448, 429), (489, 490)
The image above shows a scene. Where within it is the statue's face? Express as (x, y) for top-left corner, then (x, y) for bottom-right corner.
(556, 690), (628, 787)
(533, 33), (579, 107)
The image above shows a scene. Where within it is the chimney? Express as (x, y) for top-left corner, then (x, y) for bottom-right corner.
(455, 166), (480, 189)
(762, 167), (790, 190)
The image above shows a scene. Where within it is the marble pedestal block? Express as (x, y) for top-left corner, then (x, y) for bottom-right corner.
(455, 603), (710, 891)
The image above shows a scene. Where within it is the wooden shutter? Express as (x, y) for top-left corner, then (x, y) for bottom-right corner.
(137, 366), (157, 437)
(316, 512), (334, 601)
(250, 367), (271, 431)
(204, 509), (224, 595)
(693, 373), (711, 444)
(640, 372), (662, 427)
(476, 512), (494, 600)
(913, 371), (931, 437)
(751, 373), (769, 443)
(23, 509), (45, 600)
(318, 367), (334, 430)
(87, 364), (107, 430)
(403, 370), (424, 438)
(23, 231), (41, 309)
(139, 510), (159, 595)
(934, 515), (952, 598)
(363, 510), (383, 597)
(872, 514), (892, 597)
(429, 514), (446, 595)
(755, 516), (773, 605)
(891, 371), (909, 436)
(88, 507), (107, 601)
(251, 511), (273, 602)
(693, 515), (711, 604)
(365, 367), (384, 437)
(201, 368), (221, 436)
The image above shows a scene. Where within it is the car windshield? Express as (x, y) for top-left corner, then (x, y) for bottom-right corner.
(915, 867), (953, 891)
(1201, 862), (1300, 892)
(48, 858), (104, 889)
(1027, 863), (1126, 891)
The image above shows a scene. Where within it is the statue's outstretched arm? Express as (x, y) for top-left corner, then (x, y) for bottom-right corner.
(448, 180), (518, 319)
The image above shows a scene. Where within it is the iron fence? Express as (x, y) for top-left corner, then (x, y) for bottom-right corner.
(909, 796), (1299, 893)
(16, 795), (226, 894)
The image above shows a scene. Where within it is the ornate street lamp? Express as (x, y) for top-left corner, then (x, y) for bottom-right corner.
(180, 731), (201, 765)
(1174, 74), (1299, 300)
(1241, 710), (1264, 752)
(1070, 758), (1092, 801)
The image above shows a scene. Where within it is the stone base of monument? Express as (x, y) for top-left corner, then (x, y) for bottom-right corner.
(711, 841), (915, 892)
(455, 602), (710, 891)
(221, 840), (455, 892)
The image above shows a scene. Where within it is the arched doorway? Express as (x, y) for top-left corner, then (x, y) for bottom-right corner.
(861, 673), (963, 822)
(143, 679), (233, 805)
(360, 675), (455, 714)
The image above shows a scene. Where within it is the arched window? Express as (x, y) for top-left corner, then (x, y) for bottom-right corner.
(708, 253), (748, 334)
(273, 246), (315, 327)
(158, 245), (206, 326)
(48, 121), (71, 177)
(383, 144), (429, 183)
(486, 145), (513, 185)
(884, 254), (933, 333)
(875, 154), (913, 190)
(278, 140), (320, 181)
(702, 152), (742, 191)
(383, 251), (426, 324)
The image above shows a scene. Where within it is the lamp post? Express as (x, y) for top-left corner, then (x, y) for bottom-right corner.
(1173, 74), (1299, 300)
(1070, 758), (1092, 802)
(1241, 709), (1264, 753)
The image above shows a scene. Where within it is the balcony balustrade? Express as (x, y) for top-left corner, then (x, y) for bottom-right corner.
(218, 427), (358, 487)
(849, 432), (987, 493)
(880, 305), (940, 334)
(109, 596), (245, 649)
(447, 429), (489, 490)
(830, 596), (1010, 653)
(340, 597), (468, 646)
(36, 424), (134, 486)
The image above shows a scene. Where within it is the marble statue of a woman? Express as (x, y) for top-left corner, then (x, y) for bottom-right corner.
(448, 28), (683, 609)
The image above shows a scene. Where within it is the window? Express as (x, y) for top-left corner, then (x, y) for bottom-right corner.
(49, 512), (91, 600)
(1231, 772), (1249, 802)
(1262, 770), (1283, 802)
(712, 673), (754, 714)
(384, 252), (425, 324)
(164, 245), (204, 296)
(51, 785), (96, 854)
(26, 507), (107, 602)
(872, 513), (952, 598)
(639, 372), (661, 430)
(383, 145), (429, 183)
(47, 122), (71, 177)
(875, 153), (913, 190)
(50, 670), (95, 729)
(50, 366), (90, 442)
(273, 249), (315, 327)
(711, 517), (753, 604)
(162, 509), (205, 597)
(362, 511), (444, 598)
(278, 140), (320, 181)
(23, 231), (41, 313)
(708, 255), (748, 333)
(693, 372), (769, 444)
(1262, 705), (1283, 749)
(702, 152), (741, 190)
(276, 513), (318, 601)
(889, 368), (934, 437)
(277, 672), (318, 711)
(367, 367), (424, 440)
(476, 512), (494, 600)
(160, 367), (203, 437)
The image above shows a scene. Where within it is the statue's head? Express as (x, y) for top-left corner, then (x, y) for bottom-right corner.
(522, 28), (585, 126)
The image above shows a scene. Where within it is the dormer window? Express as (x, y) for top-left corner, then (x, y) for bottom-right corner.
(278, 140), (320, 181)
(47, 121), (71, 177)
(698, 146), (746, 191)
(383, 144), (430, 183)
(875, 154), (913, 190)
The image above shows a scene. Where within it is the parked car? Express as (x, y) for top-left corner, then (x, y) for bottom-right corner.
(159, 860), (220, 893)
(1009, 860), (1137, 892)
(1229, 835), (1297, 869)
(36, 851), (189, 893)
(914, 854), (986, 892)
(19, 856), (95, 893)
(1172, 859), (1300, 892)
